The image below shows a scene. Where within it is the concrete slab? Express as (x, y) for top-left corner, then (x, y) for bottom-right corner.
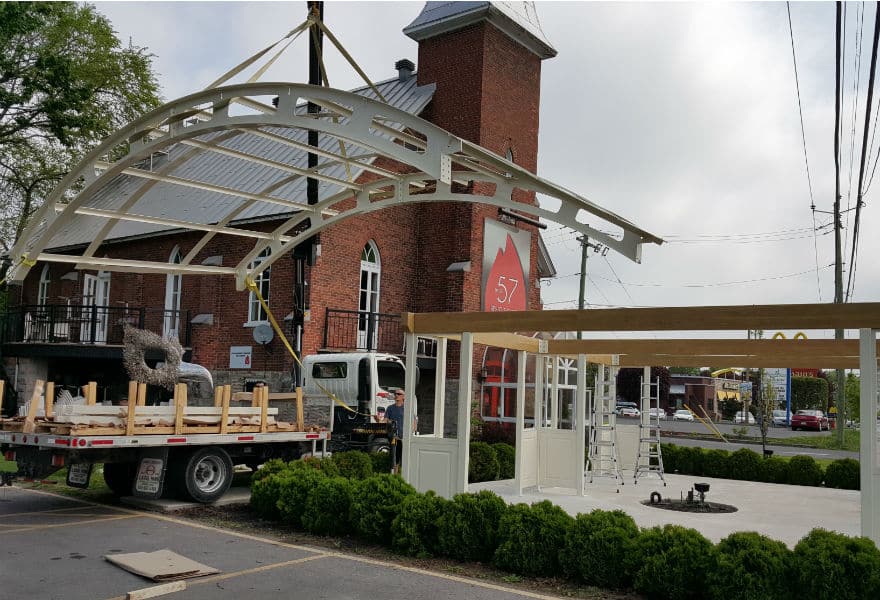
(473, 473), (861, 548)
(120, 486), (251, 512)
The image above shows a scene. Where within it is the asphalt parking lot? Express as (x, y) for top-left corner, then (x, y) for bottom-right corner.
(0, 487), (562, 600)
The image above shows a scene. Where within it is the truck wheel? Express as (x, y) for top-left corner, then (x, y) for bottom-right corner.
(173, 448), (233, 503)
(369, 437), (391, 454)
(103, 462), (137, 496)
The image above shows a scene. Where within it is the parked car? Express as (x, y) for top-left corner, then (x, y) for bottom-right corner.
(619, 407), (641, 418)
(771, 409), (788, 427)
(648, 407), (667, 420)
(614, 402), (639, 415)
(791, 410), (830, 431)
(672, 409), (694, 422)
(733, 411), (755, 424)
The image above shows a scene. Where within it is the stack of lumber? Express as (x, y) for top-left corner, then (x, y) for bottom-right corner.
(0, 380), (316, 436)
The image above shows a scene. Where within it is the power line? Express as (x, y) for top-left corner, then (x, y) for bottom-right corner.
(786, 2), (818, 212)
(588, 263), (834, 289)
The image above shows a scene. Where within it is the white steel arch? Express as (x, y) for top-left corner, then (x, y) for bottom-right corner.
(8, 83), (662, 290)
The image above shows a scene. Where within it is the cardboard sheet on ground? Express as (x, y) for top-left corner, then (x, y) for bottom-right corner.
(104, 549), (220, 581)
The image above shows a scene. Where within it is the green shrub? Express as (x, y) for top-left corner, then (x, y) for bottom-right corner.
(369, 451), (393, 474)
(492, 443), (516, 480)
(438, 490), (508, 562)
(302, 476), (353, 536)
(787, 455), (824, 486)
(559, 509), (641, 589)
(675, 446), (704, 475)
(791, 528), (880, 600)
(469, 441), (499, 482)
(349, 474), (416, 544)
(707, 531), (792, 600)
(727, 448), (762, 481)
(295, 455), (341, 477)
(702, 449), (730, 479)
(758, 456), (790, 484)
(250, 470), (296, 520)
(824, 458), (860, 490)
(391, 491), (448, 558)
(634, 525), (717, 600)
(661, 443), (679, 472)
(331, 451), (373, 480)
(791, 376), (829, 412)
(251, 458), (291, 482)
(276, 468), (327, 528)
(493, 500), (573, 577)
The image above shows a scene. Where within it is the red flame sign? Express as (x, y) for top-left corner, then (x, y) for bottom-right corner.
(484, 235), (527, 312)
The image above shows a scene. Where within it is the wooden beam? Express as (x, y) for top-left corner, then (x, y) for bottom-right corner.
(44, 382), (54, 418)
(125, 383), (137, 436)
(174, 384), (186, 435)
(440, 332), (541, 352)
(137, 383), (147, 407)
(23, 380), (44, 434)
(220, 385), (230, 435)
(86, 381), (97, 405)
(295, 387), (304, 432)
(548, 338), (872, 357)
(405, 303), (880, 334)
(612, 354), (865, 369)
(260, 386), (268, 434)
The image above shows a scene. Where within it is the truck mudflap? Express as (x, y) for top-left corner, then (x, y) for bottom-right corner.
(133, 448), (170, 499)
(66, 463), (93, 488)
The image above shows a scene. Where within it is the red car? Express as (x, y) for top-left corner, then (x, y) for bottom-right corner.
(791, 410), (830, 431)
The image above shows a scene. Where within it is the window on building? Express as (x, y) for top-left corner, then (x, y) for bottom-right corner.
(37, 264), (50, 306)
(247, 248), (271, 324)
(164, 247), (183, 338)
(358, 241), (381, 349)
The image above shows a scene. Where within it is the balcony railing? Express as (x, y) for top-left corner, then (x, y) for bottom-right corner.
(322, 308), (437, 357)
(0, 304), (191, 346)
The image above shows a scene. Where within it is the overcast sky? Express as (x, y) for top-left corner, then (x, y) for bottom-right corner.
(94, 1), (877, 338)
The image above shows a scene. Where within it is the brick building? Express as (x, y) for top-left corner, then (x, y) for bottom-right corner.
(1, 2), (560, 422)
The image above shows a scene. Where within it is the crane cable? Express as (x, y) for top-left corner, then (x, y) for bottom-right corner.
(244, 275), (372, 417)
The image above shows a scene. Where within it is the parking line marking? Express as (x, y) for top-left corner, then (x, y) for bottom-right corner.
(0, 514), (140, 535)
(102, 554), (331, 600)
(0, 505), (125, 518)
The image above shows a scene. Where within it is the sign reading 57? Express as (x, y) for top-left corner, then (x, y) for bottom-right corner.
(484, 234), (527, 312)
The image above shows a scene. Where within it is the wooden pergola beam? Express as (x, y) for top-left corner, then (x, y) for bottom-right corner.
(610, 354), (866, 369)
(403, 303), (880, 334)
(547, 338), (876, 357)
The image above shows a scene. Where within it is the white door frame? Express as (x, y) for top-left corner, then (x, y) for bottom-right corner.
(81, 272), (110, 343)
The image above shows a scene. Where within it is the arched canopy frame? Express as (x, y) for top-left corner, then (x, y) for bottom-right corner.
(8, 83), (661, 290)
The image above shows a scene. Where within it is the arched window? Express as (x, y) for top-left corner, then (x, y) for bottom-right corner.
(247, 248), (271, 324)
(164, 247), (183, 337)
(358, 241), (381, 349)
(37, 264), (50, 306)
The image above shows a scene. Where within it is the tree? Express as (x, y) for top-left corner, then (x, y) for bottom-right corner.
(669, 367), (701, 376)
(757, 375), (775, 456)
(0, 2), (160, 252)
(615, 367), (670, 406)
(844, 372), (860, 423)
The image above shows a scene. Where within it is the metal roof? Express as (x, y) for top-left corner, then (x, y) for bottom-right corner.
(44, 74), (435, 251)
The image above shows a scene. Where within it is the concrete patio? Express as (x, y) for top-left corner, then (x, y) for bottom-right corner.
(472, 473), (861, 548)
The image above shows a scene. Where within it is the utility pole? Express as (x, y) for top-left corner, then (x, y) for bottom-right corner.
(576, 235), (605, 340)
(833, 2), (846, 446)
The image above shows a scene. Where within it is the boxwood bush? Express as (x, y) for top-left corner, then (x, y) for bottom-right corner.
(634, 525), (717, 600)
(758, 456), (790, 484)
(726, 448), (762, 481)
(276, 467), (328, 528)
(250, 470), (296, 520)
(661, 443), (679, 472)
(493, 500), (573, 577)
(701, 449), (730, 479)
(437, 490), (508, 562)
(791, 528), (880, 600)
(707, 531), (792, 600)
(391, 491), (448, 558)
(369, 450), (393, 474)
(251, 458), (291, 482)
(824, 458), (860, 490)
(559, 509), (641, 590)
(349, 473), (416, 544)
(675, 446), (704, 475)
(492, 442), (516, 480)
(787, 455), (824, 487)
(331, 451), (373, 480)
(302, 476), (353, 536)
(468, 441), (500, 483)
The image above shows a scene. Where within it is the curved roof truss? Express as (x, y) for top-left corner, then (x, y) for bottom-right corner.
(9, 82), (662, 290)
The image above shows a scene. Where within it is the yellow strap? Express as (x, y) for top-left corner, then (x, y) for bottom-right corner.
(313, 17), (388, 103)
(244, 276), (371, 417)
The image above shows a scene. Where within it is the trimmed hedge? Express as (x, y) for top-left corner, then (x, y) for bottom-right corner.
(701, 449), (730, 479)
(331, 451), (373, 480)
(493, 500), (573, 577)
(758, 456), (790, 484)
(707, 531), (792, 600)
(787, 455), (824, 487)
(824, 457), (859, 490)
(468, 441), (500, 483)
(634, 525), (717, 600)
(391, 491), (447, 558)
(560, 509), (641, 590)
(277, 467), (327, 528)
(302, 476), (353, 536)
(791, 528), (880, 599)
(369, 450), (393, 474)
(349, 473), (416, 544)
(492, 443), (516, 480)
(726, 448), (762, 481)
(437, 490), (507, 563)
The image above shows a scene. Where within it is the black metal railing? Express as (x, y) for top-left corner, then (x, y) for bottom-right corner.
(0, 304), (191, 346)
(323, 308), (403, 354)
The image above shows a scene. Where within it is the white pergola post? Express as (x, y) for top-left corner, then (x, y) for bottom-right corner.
(575, 354), (587, 495)
(433, 337), (447, 436)
(550, 355), (559, 428)
(403, 332), (419, 481)
(860, 328), (879, 546)
(515, 350), (527, 494)
(534, 354), (545, 428)
(456, 332), (474, 492)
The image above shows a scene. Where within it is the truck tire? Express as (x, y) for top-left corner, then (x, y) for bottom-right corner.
(171, 447), (233, 503)
(369, 437), (391, 454)
(103, 462), (137, 496)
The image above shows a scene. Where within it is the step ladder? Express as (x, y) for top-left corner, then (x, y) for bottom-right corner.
(586, 362), (623, 490)
(634, 370), (666, 486)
